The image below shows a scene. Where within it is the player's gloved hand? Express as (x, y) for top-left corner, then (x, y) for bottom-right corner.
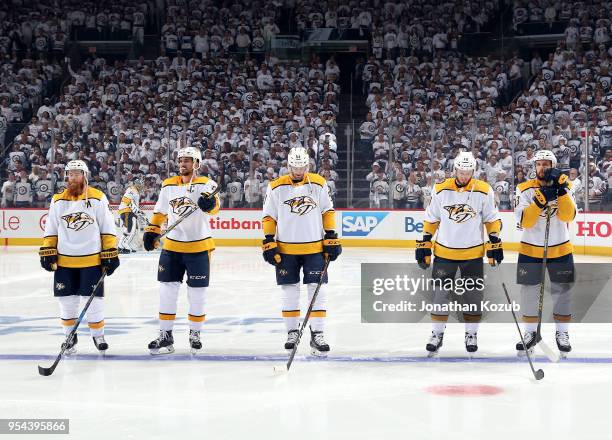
(544, 168), (568, 189)
(143, 224), (161, 251)
(262, 235), (281, 266)
(39, 247), (57, 272)
(100, 248), (120, 276)
(486, 234), (503, 266)
(415, 234), (432, 270)
(197, 194), (216, 212)
(533, 186), (557, 209)
(323, 230), (342, 261)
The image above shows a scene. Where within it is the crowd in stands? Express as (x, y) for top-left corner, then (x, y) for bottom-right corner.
(295, 0), (500, 57)
(1, 51), (342, 209)
(161, 0), (282, 59)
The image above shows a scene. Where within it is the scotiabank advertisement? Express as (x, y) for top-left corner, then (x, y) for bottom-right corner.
(1, 209), (611, 253)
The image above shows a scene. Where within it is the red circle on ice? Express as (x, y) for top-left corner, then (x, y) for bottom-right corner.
(425, 385), (503, 396)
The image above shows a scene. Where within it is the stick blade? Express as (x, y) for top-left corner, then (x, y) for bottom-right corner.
(538, 341), (560, 363)
(38, 365), (53, 376)
(272, 364), (288, 375)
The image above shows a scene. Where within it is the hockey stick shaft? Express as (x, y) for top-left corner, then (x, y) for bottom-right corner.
(38, 268), (107, 376)
(497, 267), (544, 380)
(285, 256), (331, 372)
(535, 205), (559, 362)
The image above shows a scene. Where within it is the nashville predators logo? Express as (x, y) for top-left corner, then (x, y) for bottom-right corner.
(169, 197), (197, 216)
(55, 282), (65, 291)
(158, 264), (165, 273)
(443, 204), (476, 223)
(284, 196), (317, 216)
(61, 212), (95, 231)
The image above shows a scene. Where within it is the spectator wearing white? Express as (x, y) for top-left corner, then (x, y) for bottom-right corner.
(14, 170), (33, 207)
(1, 173), (16, 208)
(390, 172), (408, 209)
(236, 28), (251, 53)
(404, 172), (423, 209)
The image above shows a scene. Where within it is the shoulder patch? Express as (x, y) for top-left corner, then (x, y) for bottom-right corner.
(306, 173), (326, 187)
(434, 178), (455, 194)
(472, 179), (492, 194)
(517, 179), (540, 193)
(86, 186), (104, 201)
(192, 176), (211, 185)
(162, 176), (180, 188)
(270, 175), (292, 190)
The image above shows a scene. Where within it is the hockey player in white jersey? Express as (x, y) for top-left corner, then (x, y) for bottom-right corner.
(118, 178), (146, 254)
(416, 152), (503, 355)
(143, 147), (220, 355)
(262, 147), (342, 356)
(514, 150), (576, 357)
(39, 160), (120, 354)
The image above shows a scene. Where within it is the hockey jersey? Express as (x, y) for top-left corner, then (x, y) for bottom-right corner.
(149, 176), (220, 253)
(42, 187), (117, 268)
(515, 179), (576, 259)
(118, 186), (142, 215)
(262, 173), (335, 255)
(424, 178), (501, 260)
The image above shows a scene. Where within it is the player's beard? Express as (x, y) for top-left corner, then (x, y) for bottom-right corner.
(67, 180), (85, 197)
(536, 169), (547, 181)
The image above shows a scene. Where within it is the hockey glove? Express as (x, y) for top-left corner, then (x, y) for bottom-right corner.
(544, 168), (569, 190)
(39, 247), (57, 272)
(101, 248), (120, 276)
(533, 186), (557, 209)
(323, 230), (342, 262)
(197, 194), (216, 212)
(486, 234), (503, 266)
(415, 234), (432, 270)
(143, 224), (161, 251)
(262, 235), (281, 266)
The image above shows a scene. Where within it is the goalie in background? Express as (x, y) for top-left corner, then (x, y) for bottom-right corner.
(118, 178), (147, 254)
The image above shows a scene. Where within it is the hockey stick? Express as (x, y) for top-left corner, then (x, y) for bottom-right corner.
(273, 256), (331, 374)
(496, 265), (544, 380)
(155, 185), (220, 245)
(534, 205), (560, 363)
(38, 268), (107, 376)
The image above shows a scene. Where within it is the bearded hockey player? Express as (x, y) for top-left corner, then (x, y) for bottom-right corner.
(514, 150), (576, 357)
(143, 147), (220, 355)
(118, 178), (147, 253)
(262, 147), (342, 356)
(416, 151), (503, 355)
(39, 160), (120, 354)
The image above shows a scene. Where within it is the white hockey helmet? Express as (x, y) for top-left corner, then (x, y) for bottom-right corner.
(132, 177), (144, 191)
(65, 159), (89, 175)
(534, 149), (557, 168)
(287, 147), (310, 169)
(177, 146), (202, 170)
(453, 151), (477, 172)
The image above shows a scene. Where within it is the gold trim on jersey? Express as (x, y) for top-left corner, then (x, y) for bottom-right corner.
(433, 241), (485, 260)
(58, 253), (101, 268)
(485, 219), (502, 235)
(53, 186), (104, 202)
(101, 233), (117, 249)
(516, 180), (541, 192)
(42, 235), (58, 247)
(520, 202), (542, 228)
(269, 173), (326, 190)
(263, 215), (277, 235)
(150, 212), (168, 226)
(163, 237), (215, 253)
(322, 209), (336, 230)
(423, 221), (439, 235)
(519, 240), (573, 259)
(162, 175), (213, 188)
(557, 193), (576, 222)
(277, 240), (323, 255)
(434, 178), (491, 196)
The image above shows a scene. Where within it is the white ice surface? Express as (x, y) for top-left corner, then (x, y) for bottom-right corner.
(1, 247), (611, 440)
